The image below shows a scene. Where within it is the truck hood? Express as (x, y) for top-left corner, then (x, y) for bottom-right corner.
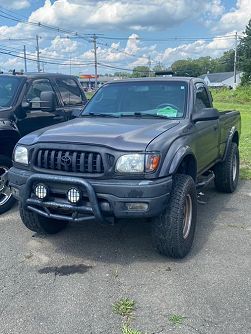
(19, 117), (180, 151)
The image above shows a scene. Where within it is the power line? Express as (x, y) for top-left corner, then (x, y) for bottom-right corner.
(100, 34), (237, 42)
(96, 40), (158, 65)
(0, 49), (95, 67)
(0, 44), (78, 62)
(0, 8), (95, 39)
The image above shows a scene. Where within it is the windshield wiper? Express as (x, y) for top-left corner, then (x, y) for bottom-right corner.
(120, 112), (171, 119)
(81, 112), (120, 118)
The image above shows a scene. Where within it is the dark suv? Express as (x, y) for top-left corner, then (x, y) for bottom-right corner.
(0, 73), (87, 213)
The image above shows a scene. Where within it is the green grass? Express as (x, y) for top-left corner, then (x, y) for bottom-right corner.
(168, 314), (186, 326)
(212, 88), (251, 180)
(121, 325), (144, 334)
(211, 86), (251, 104)
(113, 298), (136, 318)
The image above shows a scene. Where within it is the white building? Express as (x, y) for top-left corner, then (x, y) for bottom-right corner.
(200, 71), (242, 88)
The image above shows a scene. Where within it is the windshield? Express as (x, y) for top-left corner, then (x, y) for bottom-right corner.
(0, 76), (23, 108)
(82, 81), (188, 118)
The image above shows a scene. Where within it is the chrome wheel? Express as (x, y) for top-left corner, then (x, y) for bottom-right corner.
(0, 166), (12, 206)
(232, 153), (237, 182)
(183, 194), (192, 239)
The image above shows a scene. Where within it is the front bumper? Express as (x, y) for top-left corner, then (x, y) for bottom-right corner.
(8, 167), (172, 223)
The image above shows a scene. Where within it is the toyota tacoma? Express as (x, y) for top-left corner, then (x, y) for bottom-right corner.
(8, 77), (241, 258)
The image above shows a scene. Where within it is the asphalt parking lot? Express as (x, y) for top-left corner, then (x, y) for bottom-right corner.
(0, 181), (250, 334)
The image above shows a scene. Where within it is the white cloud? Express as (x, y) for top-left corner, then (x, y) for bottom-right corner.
(0, 0), (30, 10)
(29, 0), (225, 31)
(154, 33), (236, 66)
(50, 36), (78, 53)
(213, 0), (251, 33)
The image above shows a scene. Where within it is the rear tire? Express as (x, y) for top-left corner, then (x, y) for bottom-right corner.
(152, 174), (197, 259)
(19, 203), (68, 234)
(214, 142), (239, 193)
(0, 155), (16, 214)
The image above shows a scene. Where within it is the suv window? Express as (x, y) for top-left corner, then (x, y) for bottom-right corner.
(195, 83), (211, 112)
(56, 78), (82, 106)
(0, 76), (23, 108)
(26, 79), (56, 109)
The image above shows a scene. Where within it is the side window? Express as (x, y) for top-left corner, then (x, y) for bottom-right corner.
(195, 83), (211, 113)
(56, 78), (83, 106)
(26, 79), (56, 109)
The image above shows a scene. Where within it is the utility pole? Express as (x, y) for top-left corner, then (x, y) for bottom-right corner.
(36, 34), (41, 72)
(234, 31), (238, 86)
(69, 53), (72, 75)
(23, 45), (27, 72)
(93, 34), (98, 90)
(148, 56), (151, 77)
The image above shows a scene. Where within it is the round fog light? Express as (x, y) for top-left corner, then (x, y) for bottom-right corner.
(35, 184), (48, 199)
(67, 187), (81, 204)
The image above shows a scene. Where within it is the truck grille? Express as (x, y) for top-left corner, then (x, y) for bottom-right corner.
(35, 149), (104, 174)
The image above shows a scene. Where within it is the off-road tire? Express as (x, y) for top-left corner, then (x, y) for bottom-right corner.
(214, 142), (239, 193)
(0, 155), (16, 214)
(19, 203), (68, 234)
(152, 174), (197, 259)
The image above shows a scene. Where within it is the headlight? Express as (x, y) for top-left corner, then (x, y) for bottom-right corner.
(116, 153), (160, 173)
(14, 146), (28, 165)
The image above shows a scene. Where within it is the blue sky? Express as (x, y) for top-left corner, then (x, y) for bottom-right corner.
(0, 0), (250, 75)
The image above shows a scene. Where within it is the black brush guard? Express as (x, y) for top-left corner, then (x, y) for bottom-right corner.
(22, 174), (109, 224)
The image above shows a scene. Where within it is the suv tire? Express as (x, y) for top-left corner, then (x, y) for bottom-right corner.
(214, 142), (239, 193)
(152, 174), (197, 259)
(0, 155), (16, 214)
(19, 203), (68, 234)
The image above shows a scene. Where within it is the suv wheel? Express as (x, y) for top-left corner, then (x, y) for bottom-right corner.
(214, 142), (239, 193)
(0, 155), (16, 214)
(19, 203), (68, 234)
(152, 174), (197, 259)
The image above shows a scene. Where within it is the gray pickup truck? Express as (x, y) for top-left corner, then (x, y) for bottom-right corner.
(8, 77), (241, 258)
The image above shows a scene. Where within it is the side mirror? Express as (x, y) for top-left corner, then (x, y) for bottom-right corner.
(192, 108), (219, 122)
(40, 91), (56, 112)
(21, 100), (31, 110)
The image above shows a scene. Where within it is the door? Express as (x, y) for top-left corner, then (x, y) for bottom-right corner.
(192, 83), (219, 172)
(17, 79), (65, 137)
(55, 78), (86, 118)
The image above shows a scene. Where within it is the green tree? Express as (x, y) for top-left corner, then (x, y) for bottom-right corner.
(152, 62), (168, 73)
(132, 66), (149, 77)
(171, 59), (202, 77)
(114, 72), (130, 78)
(216, 50), (235, 72)
(239, 19), (251, 84)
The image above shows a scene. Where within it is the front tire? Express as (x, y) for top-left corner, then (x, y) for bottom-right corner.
(19, 203), (68, 234)
(0, 155), (16, 214)
(152, 174), (197, 259)
(214, 142), (239, 193)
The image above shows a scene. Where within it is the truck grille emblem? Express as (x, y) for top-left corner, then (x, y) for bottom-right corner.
(61, 155), (72, 167)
